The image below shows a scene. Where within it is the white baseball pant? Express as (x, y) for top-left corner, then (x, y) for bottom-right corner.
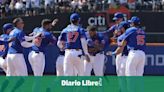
(84, 53), (105, 76)
(28, 51), (45, 76)
(0, 57), (7, 73)
(64, 49), (84, 76)
(56, 55), (64, 76)
(6, 54), (28, 76)
(125, 50), (145, 76)
(116, 54), (128, 92)
(115, 54), (127, 76)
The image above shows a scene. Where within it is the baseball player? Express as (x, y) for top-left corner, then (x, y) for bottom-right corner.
(106, 21), (130, 92)
(107, 21), (130, 76)
(6, 18), (38, 76)
(100, 12), (125, 52)
(58, 13), (89, 76)
(0, 23), (14, 73)
(108, 16), (146, 76)
(28, 19), (57, 76)
(106, 12), (124, 38)
(84, 26), (105, 76)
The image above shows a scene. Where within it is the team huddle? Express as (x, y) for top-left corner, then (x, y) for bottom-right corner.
(0, 12), (146, 76)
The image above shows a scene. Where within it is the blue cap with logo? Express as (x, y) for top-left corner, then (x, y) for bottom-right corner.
(118, 21), (130, 29)
(128, 16), (140, 24)
(113, 12), (124, 20)
(3, 23), (14, 32)
(70, 13), (80, 21)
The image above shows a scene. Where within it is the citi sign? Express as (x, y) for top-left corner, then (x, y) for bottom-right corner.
(88, 14), (106, 26)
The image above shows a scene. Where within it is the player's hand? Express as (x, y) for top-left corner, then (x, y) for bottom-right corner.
(52, 19), (58, 26)
(85, 54), (90, 62)
(106, 51), (113, 56)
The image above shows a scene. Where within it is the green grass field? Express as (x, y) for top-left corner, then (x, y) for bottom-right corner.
(0, 76), (163, 92)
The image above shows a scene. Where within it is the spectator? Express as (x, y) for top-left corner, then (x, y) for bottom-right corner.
(128, 0), (136, 10)
(0, 4), (6, 18)
(25, 0), (32, 16)
(71, 0), (83, 12)
(119, 0), (127, 6)
(31, 0), (41, 15)
(15, 0), (24, 10)
(45, 0), (54, 14)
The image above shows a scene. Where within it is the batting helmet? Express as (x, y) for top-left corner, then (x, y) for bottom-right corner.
(113, 12), (124, 20)
(70, 13), (80, 22)
(128, 16), (140, 24)
(3, 23), (14, 33)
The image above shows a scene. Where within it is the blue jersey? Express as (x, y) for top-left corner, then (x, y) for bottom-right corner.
(8, 28), (26, 54)
(86, 32), (105, 55)
(122, 27), (146, 51)
(117, 35), (129, 56)
(31, 27), (57, 53)
(58, 24), (86, 49)
(0, 34), (9, 58)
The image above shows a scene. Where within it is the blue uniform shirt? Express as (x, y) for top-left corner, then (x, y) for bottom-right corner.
(117, 35), (129, 56)
(31, 27), (57, 53)
(99, 24), (118, 51)
(8, 28), (26, 54)
(0, 34), (9, 58)
(58, 24), (86, 49)
(86, 32), (105, 55)
(122, 27), (146, 51)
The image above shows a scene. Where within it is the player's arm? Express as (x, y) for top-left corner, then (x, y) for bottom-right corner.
(0, 36), (16, 44)
(18, 32), (34, 48)
(80, 29), (89, 55)
(24, 32), (42, 41)
(51, 19), (58, 26)
(57, 40), (65, 49)
(106, 40), (127, 56)
(57, 31), (66, 49)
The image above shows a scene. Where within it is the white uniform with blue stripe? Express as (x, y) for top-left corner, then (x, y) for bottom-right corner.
(58, 24), (86, 76)
(84, 32), (105, 76)
(28, 27), (56, 76)
(116, 35), (129, 76)
(6, 28), (28, 76)
(121, 27), (146, 76)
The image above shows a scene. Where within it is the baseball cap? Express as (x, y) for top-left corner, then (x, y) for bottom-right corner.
(128, 16), (140, 24)
(70, 13), (80, 21)
(113, 12), (124, 20)
(3, 23), (14, 32)
(118, 21), (130, 29)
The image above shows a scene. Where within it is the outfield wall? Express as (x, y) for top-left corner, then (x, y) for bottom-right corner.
(7, 44), (162, 75)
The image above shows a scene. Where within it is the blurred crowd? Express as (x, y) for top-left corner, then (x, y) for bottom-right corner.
(1, 0), (164, 19)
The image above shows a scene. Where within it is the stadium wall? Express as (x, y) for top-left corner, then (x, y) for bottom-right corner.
(0, 12), (164, 33)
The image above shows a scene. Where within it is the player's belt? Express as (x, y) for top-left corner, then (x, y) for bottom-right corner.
(66, 49), (81, 51)
(121, 54), (128, 56)
(90, 51), (104, 56)
(130, 48), (142, 51)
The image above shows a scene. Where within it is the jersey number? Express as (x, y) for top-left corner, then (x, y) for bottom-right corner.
(137, 35), (145, 45)
(68, 31), (79, 42)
